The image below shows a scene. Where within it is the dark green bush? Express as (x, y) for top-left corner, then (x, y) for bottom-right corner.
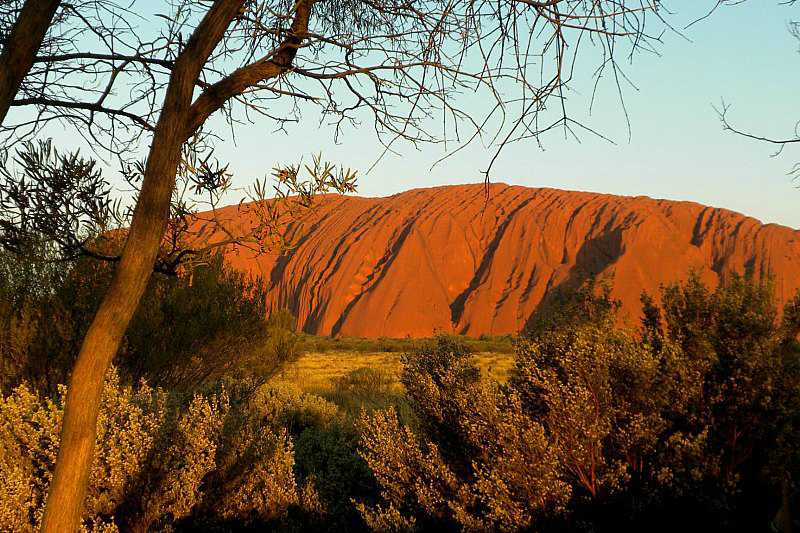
(0, 250), (288, 393)
(0, 247), (107, 391)
(294, 423), (376, 530)
(639, 274), (800, 530)
(359, 277), (800, 532)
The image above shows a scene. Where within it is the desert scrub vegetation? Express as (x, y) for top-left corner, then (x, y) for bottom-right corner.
(0, 369), (386, 531)
(358, 275), (800, 532)
(294, 334), (515, 355)
(0, 249), (295, 393)
(0, 370), (345, 531)
(270, 349), (514, 404)
(1, 240), (798, 532)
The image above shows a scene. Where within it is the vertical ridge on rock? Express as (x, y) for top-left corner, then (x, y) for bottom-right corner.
(202, 183), (800, 337)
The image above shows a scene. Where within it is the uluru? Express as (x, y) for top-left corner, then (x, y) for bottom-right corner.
(204, 183), (800, 337)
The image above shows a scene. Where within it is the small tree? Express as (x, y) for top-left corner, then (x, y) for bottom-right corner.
(645, 275), (800, 500)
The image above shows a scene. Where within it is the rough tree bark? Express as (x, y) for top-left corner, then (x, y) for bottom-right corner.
(39, 0), (249, 530)
(0, 0), (61, 124)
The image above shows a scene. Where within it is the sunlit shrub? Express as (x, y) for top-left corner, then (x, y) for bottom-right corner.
(0, 370), (322, 531)
(358, 336), (570, 531)
(252, 381), (340, 434)
(0, 368), (168, 532)
(331, 367), (395, 399)
(0, 382), (62, 530)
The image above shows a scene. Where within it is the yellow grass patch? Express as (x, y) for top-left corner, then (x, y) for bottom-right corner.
(270, 350), (515, 396)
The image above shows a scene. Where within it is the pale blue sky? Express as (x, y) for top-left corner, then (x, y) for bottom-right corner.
(206, 1), (800, 227)
(41, 1), (800, 228)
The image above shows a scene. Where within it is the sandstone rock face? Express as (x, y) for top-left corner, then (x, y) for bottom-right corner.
(214, 183), (800, 337)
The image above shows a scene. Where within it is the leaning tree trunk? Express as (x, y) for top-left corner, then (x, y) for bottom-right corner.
(39, 1), (247, 529)
(38, 107), (187, 532)
(0, 0), (61, 124)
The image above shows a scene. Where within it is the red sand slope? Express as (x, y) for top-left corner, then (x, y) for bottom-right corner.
(210, 183), (800, 337)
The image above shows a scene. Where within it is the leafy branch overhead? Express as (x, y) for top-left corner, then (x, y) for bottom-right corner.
(0, 140), (116, 260)
(0, 140), (357, 274)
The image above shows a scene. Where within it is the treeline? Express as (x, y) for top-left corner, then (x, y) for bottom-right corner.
(0, 250), (798, 531)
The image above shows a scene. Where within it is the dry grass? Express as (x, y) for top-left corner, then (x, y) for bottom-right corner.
(268, 345), (515, 421)
(270, 350), (514, 397)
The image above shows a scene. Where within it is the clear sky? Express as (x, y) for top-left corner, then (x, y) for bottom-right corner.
(42, 1), (800, 228)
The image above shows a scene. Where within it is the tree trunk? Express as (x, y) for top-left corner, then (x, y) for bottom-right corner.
(0, 0), (61, 124)
(38, 115), (187, 532)
(39, 1), (247, 529)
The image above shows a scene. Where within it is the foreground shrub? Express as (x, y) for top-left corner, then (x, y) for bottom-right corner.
(0, 369), (169, 531)
(358, 337), (570, 531)
(359, 277), (800, 531)
(0, 370), (339, 531)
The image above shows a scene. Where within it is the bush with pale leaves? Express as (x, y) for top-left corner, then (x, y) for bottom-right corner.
(0, 369), (331, 531)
